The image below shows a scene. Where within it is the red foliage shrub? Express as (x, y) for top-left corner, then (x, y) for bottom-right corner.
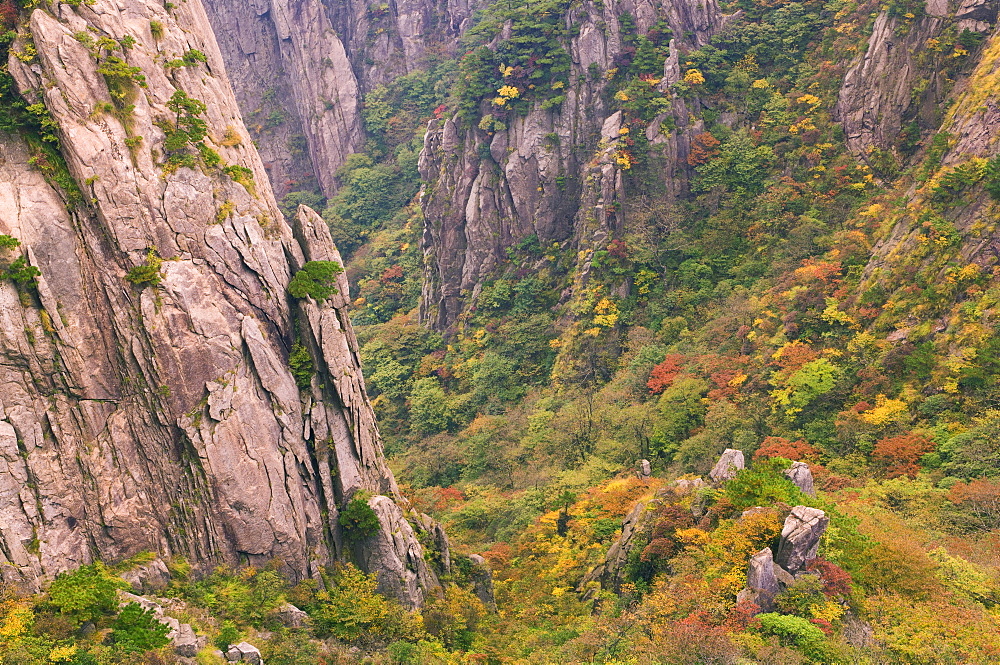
(811, 464), (860, 491)
(723, 599), (761, 631)
(806, 557), (852, 597)
(641, 504), (695, 563)
(379, 264), (404, 283)
(0, 0), (15, 30)
(687, 132), (721, 166)
(873, 432), (935, 478)
(607, 238), (628, 259)
(647, 354), (685, 394)
(810, 617), (834, 636)
(753, 436), (821, 463)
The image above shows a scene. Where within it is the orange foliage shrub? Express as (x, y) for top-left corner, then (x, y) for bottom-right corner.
(633, 621), (739, 664)
(873, 433), (935, 478)
(687, 132), (721, 166)
(753, 436), (821, 463)
(647, 354), (685, 394)
(948, 477), (1000, 529)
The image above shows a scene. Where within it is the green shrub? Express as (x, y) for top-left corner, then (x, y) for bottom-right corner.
(215, 620), (240, 651)
(723, 457), (810, 511)
(312, 564), (420, 642)
(287, 260), (343, 302)
(756, 612), (829, 659)
(338, 495), (382, 542)
(110, 603), (170, 652)
(288, 342), (314, 389)
(125, 250), (162, 287)
(48, 562), (130, 625)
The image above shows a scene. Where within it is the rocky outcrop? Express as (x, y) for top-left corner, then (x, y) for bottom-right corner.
(418, 0), (727, 331)
(709, 448), (745, 483)
(736, 505), (828, 613)
(774, 506), (829, 574)
(120, 559), (171, 593)
(202, 0), (481, 196)
(468, 554), (497, 612)
(0, 0), (441, 608)
(579, 499), (650, 595)
(226, 642), (264, 664)
(736, 547), (782, 613)
(274, 602), (309, 629)
(785, 461), (816, 497)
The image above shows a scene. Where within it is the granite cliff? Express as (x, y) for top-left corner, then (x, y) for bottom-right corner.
(0, 0), (441, 608)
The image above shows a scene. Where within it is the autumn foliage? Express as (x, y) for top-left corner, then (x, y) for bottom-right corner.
(0, 0), (16, 30)
(647, 354), (685, 393)
(687, 132), (721, 166)
(873, 432), (935, 478)
(753, 436), (821, 462)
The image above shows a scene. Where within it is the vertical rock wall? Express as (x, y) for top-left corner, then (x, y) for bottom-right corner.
(418, 0), (725, 332)
(202, 0), (481, 197)
(0, 0), (439, 608)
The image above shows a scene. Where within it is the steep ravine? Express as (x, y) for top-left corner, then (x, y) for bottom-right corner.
(0, 0), (441, 608)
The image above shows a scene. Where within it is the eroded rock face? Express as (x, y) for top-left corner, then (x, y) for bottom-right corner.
(774, 506), (829, 574)
(0, 0), (440, 608)
(578, 499), (650, 595)
(468, 554), (497, 612)
(709, 449), (745, 483)
(834, 1), (970, 163)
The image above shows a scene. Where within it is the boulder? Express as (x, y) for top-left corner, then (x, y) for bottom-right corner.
(672, 477), (706, 494)
(274, 602), (309, 629)
(775, 506), (829, 574)
(709, 449), (745, 483)
(173, 623), (205, 657)
(226, 642), (263, 664)
(468, 554), (497, 612)
(736, 547), (782, 612)
(119, 558), (171, 593)
(637, 459), (652, 479)
(785, 462), (816, 497)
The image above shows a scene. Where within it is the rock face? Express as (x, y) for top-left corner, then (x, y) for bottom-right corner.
(709, 449), (746, 483)
(774, 506), (829, 574)
(202, 0), (481, 196)
(736, 547), (782, 613)
(579, 499), (650, 595)
(468, 554), (497, 612)
(785, 461), (816, 497)
(0, 0), (441, 608)
(418, 0), (727, 331)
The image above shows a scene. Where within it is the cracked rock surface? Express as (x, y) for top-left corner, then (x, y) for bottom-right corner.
(0, 0), (440, 608)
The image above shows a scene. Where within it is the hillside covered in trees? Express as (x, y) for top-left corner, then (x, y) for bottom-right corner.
(3, 0), (1000, 659)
